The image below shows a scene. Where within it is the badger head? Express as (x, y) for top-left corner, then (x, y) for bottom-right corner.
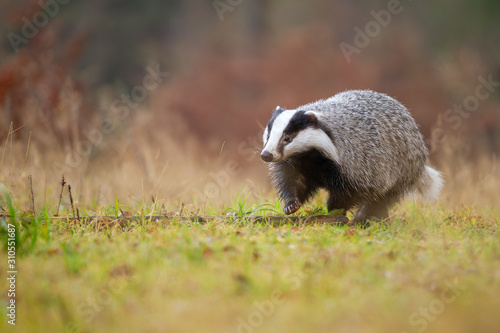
(261, 106), (339, 163)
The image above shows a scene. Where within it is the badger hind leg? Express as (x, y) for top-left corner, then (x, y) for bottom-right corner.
(350, 195), (399, 226)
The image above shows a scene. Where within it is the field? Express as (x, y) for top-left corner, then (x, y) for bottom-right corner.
(1, 200), (500, 333)
(1, 133), (500, 333)
(2, 1), (500, 332)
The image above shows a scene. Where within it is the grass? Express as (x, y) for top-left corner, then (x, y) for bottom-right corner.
(1, 197), (500, 333)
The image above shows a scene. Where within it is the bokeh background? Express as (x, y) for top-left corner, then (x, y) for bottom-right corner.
(0, 0), (499, 210)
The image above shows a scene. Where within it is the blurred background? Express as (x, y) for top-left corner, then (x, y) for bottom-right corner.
(0, 0), (499, 210)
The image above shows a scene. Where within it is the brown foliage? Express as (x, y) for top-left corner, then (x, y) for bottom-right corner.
(151, 27), (452, 149)
(0, 3), (88, 145)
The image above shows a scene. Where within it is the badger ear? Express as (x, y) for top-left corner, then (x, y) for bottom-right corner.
(304, 111), (318, 127)
(273, 106), (285, 115)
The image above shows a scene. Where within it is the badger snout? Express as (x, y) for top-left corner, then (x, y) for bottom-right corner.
(260, 150), (274, 162)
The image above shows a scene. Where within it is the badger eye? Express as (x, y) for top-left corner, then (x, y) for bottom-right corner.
(283, 135), (291, 143)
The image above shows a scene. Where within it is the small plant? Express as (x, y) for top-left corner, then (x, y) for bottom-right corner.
(0, 184), (42, 255)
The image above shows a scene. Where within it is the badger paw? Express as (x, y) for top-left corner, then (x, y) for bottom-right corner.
(284, 199), (301, 215)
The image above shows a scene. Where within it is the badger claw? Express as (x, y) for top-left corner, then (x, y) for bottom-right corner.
(284, 199), (301, 215)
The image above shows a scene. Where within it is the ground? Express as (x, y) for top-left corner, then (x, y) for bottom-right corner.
(1, 197), (499, 333)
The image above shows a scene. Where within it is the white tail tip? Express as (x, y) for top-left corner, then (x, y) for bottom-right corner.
(418, 166), (444, 201)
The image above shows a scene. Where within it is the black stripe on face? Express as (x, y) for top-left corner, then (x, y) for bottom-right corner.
(283, 111), (317, 136)
(266, 107), (286, 142)
(276, 111), (318, 156)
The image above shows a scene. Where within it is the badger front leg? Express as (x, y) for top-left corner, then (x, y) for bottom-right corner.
(278, 174), (316, 215)
(277, 177), (305, 215)
(272, 162), (317, 215)
(284, 199), (301, 215)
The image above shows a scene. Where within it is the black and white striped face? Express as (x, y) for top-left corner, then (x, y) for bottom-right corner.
(261, 107), (339, 163)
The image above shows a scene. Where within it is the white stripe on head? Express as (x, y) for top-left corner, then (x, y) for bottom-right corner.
(263, 106), (284, 145)
(263, 110), (297, 155)
(284, 127), (339, 162)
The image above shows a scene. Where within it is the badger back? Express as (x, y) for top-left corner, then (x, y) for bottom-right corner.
(315, 90), (429, 196)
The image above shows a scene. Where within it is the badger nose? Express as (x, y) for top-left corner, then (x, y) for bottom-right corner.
(261, 151), (273, 162)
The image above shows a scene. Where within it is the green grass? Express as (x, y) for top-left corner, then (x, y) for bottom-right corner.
(1, 199), (500, 333)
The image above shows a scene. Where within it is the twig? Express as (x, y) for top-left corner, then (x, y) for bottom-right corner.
(68, 184), (76, 218)
(29, 174), (35, 213)
(55, 175), (66, 216)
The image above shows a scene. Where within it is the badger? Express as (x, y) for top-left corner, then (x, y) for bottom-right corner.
(261, 90), (443, 224)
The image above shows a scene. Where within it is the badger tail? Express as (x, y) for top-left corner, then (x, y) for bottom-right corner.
(416, 165), (444, 201)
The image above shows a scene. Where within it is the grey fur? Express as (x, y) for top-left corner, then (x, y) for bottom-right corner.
(262, 90), (443, 225)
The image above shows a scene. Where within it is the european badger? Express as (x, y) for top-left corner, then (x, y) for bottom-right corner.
(261, 90), (443, 224)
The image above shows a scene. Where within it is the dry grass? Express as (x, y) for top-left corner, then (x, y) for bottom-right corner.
(0, 111), (498, 217)
(0, 115), (267, 215)
(435, 134), (499, 210)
